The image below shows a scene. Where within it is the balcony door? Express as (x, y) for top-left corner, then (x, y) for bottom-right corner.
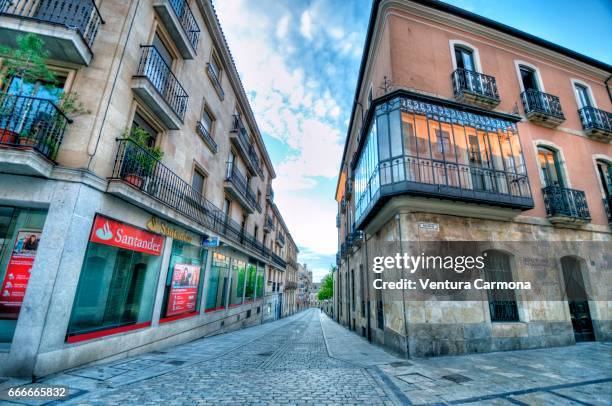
(537, 147), (564, 188)
(574, 84), (593, 109)
(454, 46), (480, 93)
(519, 66), (539, 91)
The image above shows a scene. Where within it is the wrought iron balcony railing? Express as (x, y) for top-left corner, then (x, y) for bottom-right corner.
(110, 138), (283, 266)
(264, 215), (274, 231)
(452, 68), (500, 105)
(0, 0), (104, 50)
(231, 114), (263, 174)
(195, 121), (217, 153)
(520, 89), (565, 124)
(542, 186), (590, 223)
(271, 252), (286, 269)
(266, 185), (274, 202)
(226, 162), (257, 209)
(276, 232), (285, 246)
(168, 0), (200, 50)
(206, 63), (224, 99)
(135, 46), (188, 120)
(0, 93), (71, 161)
(578, 106), (612, 140)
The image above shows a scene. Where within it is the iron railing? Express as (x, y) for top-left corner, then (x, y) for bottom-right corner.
(195, 121), (217, 153)
(206, 63), (224, 98)
(226, 162), (257, 209)
(542, 186), (590, 221)
(336, 213), (340, 228)
(265, 215), (274, 231)
(603, 197), (611, 223)
(0, 0), (104, 50)
(452, 68), (500, 102)
(168, 0), (200, 50)
(276, 232), (285, 246)
(266, 184), (274, 202)
(0, 93), (71, 161)
(521, 90), (564, 121)
(271, 252), (286, 269)
(231, 114), (263, 174)
(110, 138), (284, 267)
(489, 300), (519, 322)
(578, 106), (612, 135)
(135, 46), (188, 120)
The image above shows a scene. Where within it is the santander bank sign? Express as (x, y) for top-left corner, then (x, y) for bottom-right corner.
(89, 215), (164, 256)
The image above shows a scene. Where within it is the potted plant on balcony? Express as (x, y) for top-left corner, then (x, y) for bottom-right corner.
(121, 127), (163, 189)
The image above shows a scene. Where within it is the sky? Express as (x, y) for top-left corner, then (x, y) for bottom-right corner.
(213, 0), (612, 282)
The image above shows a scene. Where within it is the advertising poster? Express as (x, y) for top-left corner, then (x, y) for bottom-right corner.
(167, 264), (201, 316)
(0, 230), (41, 319)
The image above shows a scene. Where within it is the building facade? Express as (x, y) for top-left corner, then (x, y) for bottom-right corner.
(0, 0), (295, 378)
(297, 263), (314, 310)
(335, 0), (611, 357)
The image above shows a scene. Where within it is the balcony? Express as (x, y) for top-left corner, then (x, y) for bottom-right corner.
(336, 253), (341, 267)
(264, 215), (274, 232)
(266, 185), (274, 202)
(224, 162), (257, 213)
(350, 230), (364, 247)
(195, 121), (217, 153)
(108, 138), (280, 265)
(578, 106), (611, 142)
(336, 213), (340, 228)
(271, 252), (286, 269)
(132, 46), (188, 130)
(345, 178), (353, 199)
(542, 186), (590, 225)
(0, 0), (104, 65)
(452, 68), (500, 108)
(0, 93), (71, 177)
(276, 232), (285, 247)
(153, 0), (200, 59)
(520, 90), (565, 127)
(206, 63), (224, 100)
(230, 114), (262, 175)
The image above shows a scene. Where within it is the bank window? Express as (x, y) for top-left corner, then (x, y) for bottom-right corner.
(160, 240), (207, 321)
(245, 263), (257, 302)
(484, 251), (519, 322)
(205, 252), (230, 312)
(67, 215), (164, 342)
(0, 207), (48, 346)
(256, 265), (264, 298)
(229, 259), (246, 307)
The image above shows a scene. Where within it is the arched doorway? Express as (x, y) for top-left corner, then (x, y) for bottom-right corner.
(560, 257), (594, 342)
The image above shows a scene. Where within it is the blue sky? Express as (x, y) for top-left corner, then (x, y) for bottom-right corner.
(213, 0), (612, 282)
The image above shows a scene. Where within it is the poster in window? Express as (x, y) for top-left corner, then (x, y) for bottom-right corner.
(167, 264), (201, 316)
(0, 230), (42, 319)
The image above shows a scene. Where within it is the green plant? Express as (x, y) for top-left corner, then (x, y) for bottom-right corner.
(0, 34), (57, 95)
(123, 127), (163, 176)
(57, 91), (90, 117)
(317, 270), (334, 301)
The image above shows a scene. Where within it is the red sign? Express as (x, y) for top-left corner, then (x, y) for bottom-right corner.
(89, 215), (164, 256)
(167, 264), (201, 316)
(0, 230), (41, 319)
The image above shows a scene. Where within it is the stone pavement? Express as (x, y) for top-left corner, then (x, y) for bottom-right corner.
(1, 309), (611, 405)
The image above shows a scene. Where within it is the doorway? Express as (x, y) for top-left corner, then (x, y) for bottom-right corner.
(561, 257), (594, 342)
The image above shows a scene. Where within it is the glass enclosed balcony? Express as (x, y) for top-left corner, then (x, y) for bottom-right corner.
(353, 94), (534, 229)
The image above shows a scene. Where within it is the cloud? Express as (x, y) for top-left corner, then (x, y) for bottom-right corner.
(300, 10), (313, 39)
(276, 15), (290, 39)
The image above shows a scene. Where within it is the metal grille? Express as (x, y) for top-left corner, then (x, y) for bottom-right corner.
(542, 185), (591, 220)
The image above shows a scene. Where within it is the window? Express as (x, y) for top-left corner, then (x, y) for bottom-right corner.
(484, 251), (519, 322)
(360, 264), (366, 317)
(519, 66), (539, 91)
(436, 129), (451, 155)
(205, 253), (230, 312)
(574, 83), (593, 108)
(132, 112), (158, 148)
(350, 269), (355, 312)
(223, 199), (231, 219)
(192, 168), (206, 195)
(200, 106), (214, 136)
(160, 240), (207, 319)
(538, 147), (564, 188)
(257, 190), (262, 206)
(152, 33), (174, 68)
(209, 52), (222, 80)
(375, 287), (383, 329)
(67, 215), (164, 341)
(254, 225), (259, 241)
(227, 152), (235, 178)
(596, 160), (612, 199)
(454, 46), (475, 71)
(229, 259), (246, 307)
(0, 207), (48, 344)
(245, 263), (257, 301)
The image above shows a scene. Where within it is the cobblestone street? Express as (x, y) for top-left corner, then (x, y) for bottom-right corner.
(3, 309), (610, 405)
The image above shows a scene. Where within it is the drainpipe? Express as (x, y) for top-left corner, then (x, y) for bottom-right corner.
(363, 230), (372, 342)
(396, 214), (409, 358)
(605, 74), (612, 104)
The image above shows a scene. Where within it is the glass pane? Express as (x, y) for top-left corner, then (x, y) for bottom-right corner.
(192, 171), (205, 194)
(153, 34), (174, 68)
(229, 259), (246, 307)
(205, 253), (230, 311)
(162, 240), (206, 318)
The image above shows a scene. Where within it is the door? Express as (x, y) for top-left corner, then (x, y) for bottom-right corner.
(537, 147), (564, 188)
(561, 257), (594, 342)
(574, 84), (593, 109)
(454, 46), (480, 93)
